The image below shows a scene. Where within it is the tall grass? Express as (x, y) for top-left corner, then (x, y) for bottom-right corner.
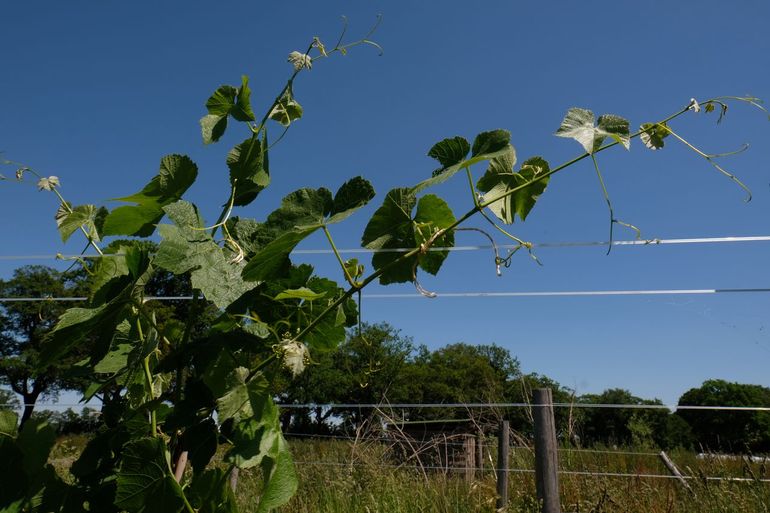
(49, 435), (770, 512)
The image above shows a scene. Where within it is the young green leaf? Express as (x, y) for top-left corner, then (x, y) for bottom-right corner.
(639, 122), (671, 150)
(477, 156), (551, 224)
(269, 84), (303, 126)
(597, 114), (630, 149)
(232, 75), (256, 122)
(200, 78), (255, 144)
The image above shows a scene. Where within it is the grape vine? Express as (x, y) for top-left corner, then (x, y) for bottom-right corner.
(0, 17), (766, 513)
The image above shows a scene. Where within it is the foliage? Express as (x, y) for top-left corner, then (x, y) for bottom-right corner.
(0, 266), (89, 427)
(677, 379), (770, 452)
(1, 16), (765, 513)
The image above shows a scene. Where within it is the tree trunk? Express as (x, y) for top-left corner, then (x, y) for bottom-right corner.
(19, 390), (40, 428)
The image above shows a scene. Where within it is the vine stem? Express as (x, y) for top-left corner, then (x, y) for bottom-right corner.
(464, 168), (530, 252)
(136, 318), (157, 437)
(591, 154), (615, 255)
(665, 126), (752, 201)
(292, 103), (694, 343)
(323, 225), (356, 286)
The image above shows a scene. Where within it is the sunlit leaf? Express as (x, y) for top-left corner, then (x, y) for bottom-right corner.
(555, 108), (630, 153)
(55, 203), (98, 243)
(102, 155), (198, 237)
(155, 201), (259, 308)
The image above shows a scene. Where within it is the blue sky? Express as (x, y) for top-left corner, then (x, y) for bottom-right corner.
(2, 1), (770, 406)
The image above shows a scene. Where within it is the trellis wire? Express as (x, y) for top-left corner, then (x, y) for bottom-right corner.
(1, 234), (769, 261)
(4, 402), (769, 411)
(290, 460), (770, 483)
(4, 286), (770, 303)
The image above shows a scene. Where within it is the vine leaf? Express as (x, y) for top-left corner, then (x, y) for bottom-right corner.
(188, 469), (238, 513)
(227, 134), (271, 207)
(477, 155), (551, 224)
(428, 136), (470, 174)
(155, 201), (259, 309)
(301, 276), (354, 351)
(554, 108), (630, 153)
(41, 297), (130, 366)
(209, 369), (297, 512)
(413, 194), (456, 275)
(414, 130), (513, 193)
(241, 178), (375, 282)
(200, 76), (256, 144)
(639, 122), (670, 150)
(361, 189), (456, 284)
(0, 410), (18, 437)
(274, 287), (326, 301)
(115, 437), (186, 513)
(268, 84), (303, 126)
(102, 155), (198, 237)
(179, 419), (218, 475)
(55, 203), (99, 243)
(328, 176), (376, 223)
(16, 418), (56, 478)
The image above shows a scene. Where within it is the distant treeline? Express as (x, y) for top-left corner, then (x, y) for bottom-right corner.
(276, 323), (770, 453)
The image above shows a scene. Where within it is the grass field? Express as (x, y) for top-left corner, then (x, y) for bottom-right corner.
(50, 434), (770, 512)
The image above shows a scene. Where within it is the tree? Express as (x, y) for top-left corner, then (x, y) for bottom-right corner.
(406, 343), (521, 426)
(277, 322), (415, 432)
(0, 388), (20, 411)
(677, 379), (770, 452)
(0, 265), (88, 426)
(578, 388), (669, 448)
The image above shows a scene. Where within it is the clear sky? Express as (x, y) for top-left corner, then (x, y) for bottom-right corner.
(2, 1), (770, 406)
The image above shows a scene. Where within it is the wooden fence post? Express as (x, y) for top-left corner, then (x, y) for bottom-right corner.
(464, 434), (475, 482)
(659, 451), (694, 495)
(476, 430), (484, 479)
(533, 388), (561, 513)
(496, 420), (510, 510)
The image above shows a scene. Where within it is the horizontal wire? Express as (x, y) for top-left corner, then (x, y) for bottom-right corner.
(289, 460), (770, 482)
(4, 402), (770, 411)
(1, 235), (769, 261)
(4, 286), (770, 303)
(278, 402), (770, 411)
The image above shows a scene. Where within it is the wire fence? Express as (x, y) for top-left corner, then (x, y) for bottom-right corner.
(2, 234), (769, 262)
(4, 401), (770, 411)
